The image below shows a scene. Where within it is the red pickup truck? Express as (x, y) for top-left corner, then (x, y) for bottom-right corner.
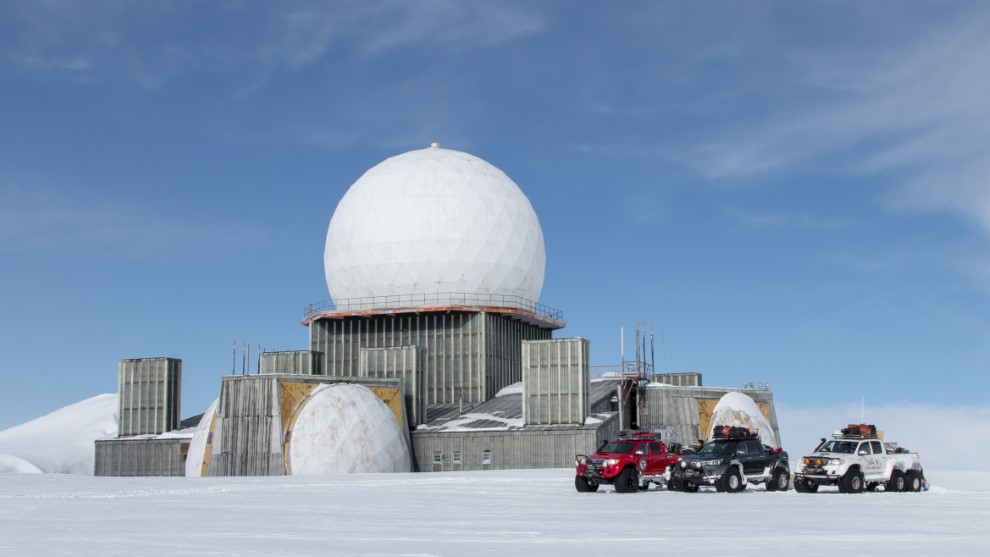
(575, 432), (681, 493)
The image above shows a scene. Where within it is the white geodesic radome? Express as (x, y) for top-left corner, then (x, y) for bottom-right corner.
(185, 397), (218, 477)
(324, 145), (545, 310)
(287, 384), (411, 474)
(708, 392), (778, 448)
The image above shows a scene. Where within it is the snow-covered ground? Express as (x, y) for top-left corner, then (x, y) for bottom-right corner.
(1, 468), (987, 556)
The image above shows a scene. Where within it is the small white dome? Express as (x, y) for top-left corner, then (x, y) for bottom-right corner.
(324, 146), (545, 309)
(185, 398), (219, 477)
(287, 384), (411, 474)
(709, 392), (778, 448)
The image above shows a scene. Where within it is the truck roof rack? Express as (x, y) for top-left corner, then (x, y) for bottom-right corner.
(712, 425), (757, 440)
(618, 430), (661, 440)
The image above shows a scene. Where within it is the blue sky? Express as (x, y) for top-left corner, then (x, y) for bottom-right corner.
(2, 1), (989, 430)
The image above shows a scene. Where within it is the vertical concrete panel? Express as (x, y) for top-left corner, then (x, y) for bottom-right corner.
(522, 338), (589, 426)
(117, 358), (181, 436)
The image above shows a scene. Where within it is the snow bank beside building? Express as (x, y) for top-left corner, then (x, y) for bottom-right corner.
(0, 394), (117, 474)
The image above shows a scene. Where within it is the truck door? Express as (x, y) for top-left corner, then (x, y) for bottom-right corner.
(744, 440), (768, 474)
(869, 441), (885, 478)
(857, 442), (883, 477)
(647, 441), (665, 475)
(634, 442), (651, 475)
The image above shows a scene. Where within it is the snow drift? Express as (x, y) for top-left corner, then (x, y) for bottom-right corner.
(0, 393), (117, 474)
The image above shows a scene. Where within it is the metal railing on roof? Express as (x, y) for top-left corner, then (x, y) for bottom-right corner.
(590, 361), (655, 378)
(304, 292), (563, 322)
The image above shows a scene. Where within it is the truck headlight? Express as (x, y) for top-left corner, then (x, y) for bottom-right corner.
(604, 459), (620, 466)
(680, 461), (687, 469)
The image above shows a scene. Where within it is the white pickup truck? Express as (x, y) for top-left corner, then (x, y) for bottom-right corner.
(794, 426), (925, 493)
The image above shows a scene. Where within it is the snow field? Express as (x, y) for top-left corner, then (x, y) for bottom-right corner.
(1, 468), (987, 556)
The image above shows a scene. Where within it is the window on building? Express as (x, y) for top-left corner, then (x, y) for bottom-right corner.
(433, 450), (441, 465)
(482, 450), (492, 466)
(453, 450), (462, 465)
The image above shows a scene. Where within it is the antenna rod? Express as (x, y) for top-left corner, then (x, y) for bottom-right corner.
(650, 324), (655, 373)
(620, 325), (624, 369)
(658, 300), (668, 376)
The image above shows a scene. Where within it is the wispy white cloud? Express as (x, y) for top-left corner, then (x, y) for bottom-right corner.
(0, 183), (269, 260)
(674, 8), (990, 236)
(354, 1), (542, 55)
(777, 402), (990, 471)
(724, 206), (855, 231)
(2, 1), (544, 89)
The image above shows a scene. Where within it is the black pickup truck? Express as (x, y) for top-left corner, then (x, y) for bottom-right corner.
(668, 426), (790, 493)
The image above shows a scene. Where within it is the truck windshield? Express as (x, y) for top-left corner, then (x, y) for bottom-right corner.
(698, 441), (735, 455)
(820, 440), (857, 454)
(600, 442), (636, 454)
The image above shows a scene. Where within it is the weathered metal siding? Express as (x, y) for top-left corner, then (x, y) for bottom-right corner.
(637, 386), (781, 448)
(654, 372), (702, 387)
(94, 438), (188, 477)
(207, 375), (285, 477)
(309, 312), (550, 405)
(117, 357), (181, 436)
(521, 338), (589, 425)
(259, 350), (323, 375)
(483, 313), (552, 399)
(359, 345), (427, 427)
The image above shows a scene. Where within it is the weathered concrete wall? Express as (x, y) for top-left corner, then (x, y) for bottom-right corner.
(522, 338), (590, 426)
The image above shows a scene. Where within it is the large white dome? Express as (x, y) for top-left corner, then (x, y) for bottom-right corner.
(324, 145), (545, 309)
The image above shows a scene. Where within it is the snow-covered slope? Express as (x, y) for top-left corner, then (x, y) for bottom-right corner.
(0, 394), (117, 475)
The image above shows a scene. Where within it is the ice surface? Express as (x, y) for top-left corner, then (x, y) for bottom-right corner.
(710, 391), (778, 447)
(0, 393), (117, 474)
(0, 468), (986, 556)
(288, 384), (411, 474)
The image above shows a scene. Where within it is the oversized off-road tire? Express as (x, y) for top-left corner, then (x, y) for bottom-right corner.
(906, 470), (922, 492)
(888, 469), (905, 492)
(839, 469), (864, 494)
(575, 475), (599, 493)
(717, 468), (743, 493)
(794, 478), (818, 493)
(667, 477), (679, 491)
(614, 468), (639, 493)
(767, 467), (790, 492)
